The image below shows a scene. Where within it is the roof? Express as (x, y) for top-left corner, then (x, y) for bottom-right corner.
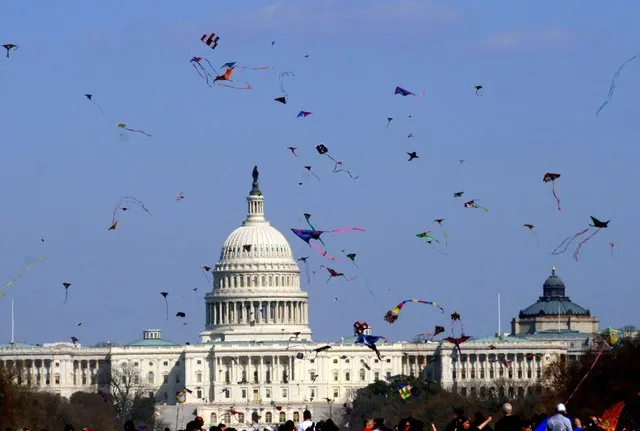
(0, 342), (40, 349)
(523, 329), (590, 340)
(519, 297), (590, 317)
(127, 338), (177, 347)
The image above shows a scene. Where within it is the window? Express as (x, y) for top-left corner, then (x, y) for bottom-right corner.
(54, 374), (60, 385)
(210, 413), (218, 425)
(386, 371), (391, 379)
(224, 413), (231, 424)
(241, 370), (247, 382)
(197, 360), (202, 365)
(374, 372), (379, 380)
(386, 358), (391, 363)
(242, 389), (247, 398)
(490, 369), (494, 378)
(333, 359), (338, 364)
(266, 370), (271, 383)
(55, 362), (59, 367)
(282, 388), (288, 398)
(527, 370), (532, 378)
(333, 371), (338, 381)
(197, 389), (202, 399)
(480, 370), (485, 379)
(310, 359), (315, 364)
(254, 370), (259, 383)
(238, 413), (245, 423)
(279, 412), (286, 423)
(293, 412), (300, 422)
(266, 388), (271, 398)
(359, 369), (365, 381)
(196, 372), (202, 383)
(163, 374), (169, 383)
(134, 362), (139, 366)
(148, 391), (154, 398)
(225, 370), (230, 384)
(310, 371), (316, 380)
(164, 361), (168, 366)
(265, 412), (272, 423)
(345, 359), (350, 363)
(175, 375), (180, 384)
(176, 362), (180, 366)
(345, 372), (350, 381)
(149, 362), (153, 367)
(148, 371), (155, 385)
(374, 359), (379, 363)
(133, 375), (139, 385)
(311, 388), (316, 398)
(333, 388), (339, 398)
(224, 389), (230, 398)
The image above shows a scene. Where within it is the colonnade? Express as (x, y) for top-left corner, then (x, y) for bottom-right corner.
(206, 300), (308, 326)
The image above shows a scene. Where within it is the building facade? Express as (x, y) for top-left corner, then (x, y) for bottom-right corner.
(0, 168), (601, 430)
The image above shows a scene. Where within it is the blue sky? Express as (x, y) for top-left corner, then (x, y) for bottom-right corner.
(1, 1), (639, 346)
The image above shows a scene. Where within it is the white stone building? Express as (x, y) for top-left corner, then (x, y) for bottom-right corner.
(0, 168), (602, 430)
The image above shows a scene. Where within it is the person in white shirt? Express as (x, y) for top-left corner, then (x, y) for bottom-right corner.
(297, 410), (314, 431)
(546, 404), (573, 431)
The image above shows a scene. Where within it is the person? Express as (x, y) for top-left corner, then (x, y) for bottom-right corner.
(520, 420), (533, 431)
(546, 404), (572, 431)
(374, 419), (391, 431)
(445, 408), (466, 431)
(363, 419), (374, 431)
(218, 424), (227, 431)
(473, 414), (494, 431)
(456, 416), (492, 431)
(573, 419), (583, 431)
(495, 404), (521, 431)
(297, 411), (314, 431)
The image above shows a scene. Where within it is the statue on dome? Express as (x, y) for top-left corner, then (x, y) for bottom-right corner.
(252, 165), (259, 182)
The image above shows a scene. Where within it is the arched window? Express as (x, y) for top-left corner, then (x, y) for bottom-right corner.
(293, 412), (300, 422)
(279, 412), (286, 423)
(224, 413), (231, 424)
(359, 369), (366, 381)
(147, 371), (155, 385)
(265, 412), (272, 423)
(210, 413), (217, 425)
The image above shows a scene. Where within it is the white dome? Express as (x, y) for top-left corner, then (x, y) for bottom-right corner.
(219, 224), (294, 262)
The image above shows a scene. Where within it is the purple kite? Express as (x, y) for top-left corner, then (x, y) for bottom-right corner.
(297, 111), (312, 118)
(395, 86), (424, 97)
(291, 227), (365, 261)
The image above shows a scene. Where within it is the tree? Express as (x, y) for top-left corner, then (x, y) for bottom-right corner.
(110, 361), (146, 421)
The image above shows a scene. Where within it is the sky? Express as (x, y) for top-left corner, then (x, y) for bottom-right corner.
(1, 0), (639, 347)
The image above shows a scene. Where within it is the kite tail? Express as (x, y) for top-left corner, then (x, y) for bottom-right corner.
(572, 229), (601, 262)
(310, 171), (320, 181)
(476, 205), (489, 212)
(64, 289), (68, 304)
(240, 65), (275, 71)
(552, 181), (562, 212)
(203, 58), (219, 75)
(122, 197), (153, 216)
(334, 167), (359, 180)
(443, 230), (449, 247)
(329, 227), (365, 233)
(216, 81), (253, 90)
(164, 298), (169, 321)
(552, 228), (589, 255)
(310, 242), (337, 261)
(345, 276), (357, 282)
(530, 230), (540, 247)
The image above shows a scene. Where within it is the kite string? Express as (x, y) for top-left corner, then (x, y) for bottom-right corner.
(565, 343), (607, 405)
(1, 256), (44, 298)
(572, 229), (601, 262)
(552, 228), (589, 255)
(552, 181), (562, 212)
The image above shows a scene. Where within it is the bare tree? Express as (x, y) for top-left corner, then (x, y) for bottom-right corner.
(621, 325), (637, 338)
(110, 361), (146, 420)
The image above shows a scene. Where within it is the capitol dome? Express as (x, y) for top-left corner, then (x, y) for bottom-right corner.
(200, 166), (312, 343)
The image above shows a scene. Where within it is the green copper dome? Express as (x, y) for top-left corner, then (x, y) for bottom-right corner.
(518, 266), (591, 318)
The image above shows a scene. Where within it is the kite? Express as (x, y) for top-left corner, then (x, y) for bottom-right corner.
(355, 333), (387, 360)
(523, 224), (539, 247)
(384, 299), (444, 324)
(288, 344), (332, 361)
(297, 257), (311, 284)
(353, 321), (369, 335)
(454, 191), (464, 198)
(344, 252), (360, 270)
(176, 192), (185, 201)
(2, 44), (18, 58)
(84, 94), (112, 123)
(598, 401), (626, 431)
(297, 111), (312, 118)
(315, 143), (359, 180)
(222, 62), (274, 71)
(200, 32), (220, 50)
(543, 172), (562, 212)
(407, 133), (413, 139)
(303, 166), (320, 181)
(117, 123), (152, 137)
(394, 86), (424, 97)
(275, 97), (287, 104)
(176, 312), (186, 318)
(303, 213), (318, 232)
(321, 266), (356, 283)
(160, 292), (169, 320)
(472, 85), (483, 96)
(291, 227), (365, 261)
(444, 335), (470, 356)
(420, 326), (446, 339)
(416, 231), (439, 244)
(189, 56), (219, 86)
(458, 159), (465, 165)
(464, 200), (488, 211)
(596, 55), (637, 115)
(62, 282), (71, 304)
(209, 66), (253, 90)
(610, 242), (615, 257)
(386, 117), (393, 129)
(287, 146), (297, 156)
(108, 196), (152, 230)
(71, 336), (79, 345)
(407, 152), (419, 161)
(433, 219), (448, 247)
(398, 384), (412, 400)
(1, 256), (44, 299)
(601, 327), (621, 346)
(279, 71), (295, 98)
(243, 244), (252, 252)
(552, 216), (611, 262)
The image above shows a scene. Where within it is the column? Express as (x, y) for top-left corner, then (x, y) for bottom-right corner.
(223, 302), (228, 324)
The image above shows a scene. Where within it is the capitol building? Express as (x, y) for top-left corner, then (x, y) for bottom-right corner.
(0, 168), (602, 429)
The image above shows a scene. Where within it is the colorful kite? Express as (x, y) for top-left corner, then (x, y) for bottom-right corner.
(109, 196), (152, 230)
(596, 55), (637, 115)
(416, 231), (439, 244)
(523, 224), (539, 247)
(297, 111), (312, 118)
(2, 44), (18, 58)
(200, 32), (220, 50)
(601, 327), (621, 346)
(398, 384), (412, 400)
(176, 192), (185, 201)
(384, 299), (444, 324)
(355, 333), (387, 360)
(315, 143), (359, 180)
(190, 56), (219, 86)
(445, 335), (470, 356)
(599, 401), (626, 431)
(464, 200), (488, 211)
(291, 227), (365, 261)
(552, 216), (611, 261)
(1, 256), (44, 299)
(543, 172), (562, 212)
(353, 321), (369, 335)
